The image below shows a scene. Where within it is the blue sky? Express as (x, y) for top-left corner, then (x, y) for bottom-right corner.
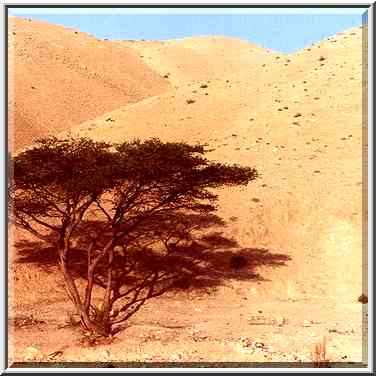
(8, 8), (367, 53)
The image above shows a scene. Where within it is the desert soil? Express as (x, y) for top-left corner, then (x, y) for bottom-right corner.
(8, 17), (368, 367)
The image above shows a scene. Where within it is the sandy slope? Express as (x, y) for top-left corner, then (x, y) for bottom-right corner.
(8, 17), (171, 151)
(9, 22), (367, 365)
(118, 36), (278, 86)
(69, 26), (365, 302)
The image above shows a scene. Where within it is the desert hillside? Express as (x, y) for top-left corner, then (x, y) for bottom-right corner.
(118, 36), (278, 85)
(69, 25), (365, 302)
(8, 17), (171, 151)
(9, 20), (367, 365)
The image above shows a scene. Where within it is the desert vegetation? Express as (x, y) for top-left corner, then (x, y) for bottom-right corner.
(10, 136), (258, 337)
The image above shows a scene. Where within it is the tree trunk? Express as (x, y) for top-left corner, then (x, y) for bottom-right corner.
(99, 246), (114, 336)
(58, 253), (108, 336)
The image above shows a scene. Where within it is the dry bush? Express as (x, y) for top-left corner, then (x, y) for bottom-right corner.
(313, 336), (330, 367)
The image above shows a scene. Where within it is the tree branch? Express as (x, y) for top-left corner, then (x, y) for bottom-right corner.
(13, 216), (52, 243)
(16, 210), (60, 232)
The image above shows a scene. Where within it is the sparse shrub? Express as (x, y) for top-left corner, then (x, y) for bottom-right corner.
(200, 83), (208, 89)
(186, 98), (195, 104)
(313, 336), (330, 367)
(229, 255), (247, 270)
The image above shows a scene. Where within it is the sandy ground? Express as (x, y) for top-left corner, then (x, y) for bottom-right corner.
(8, 18), (368, 368)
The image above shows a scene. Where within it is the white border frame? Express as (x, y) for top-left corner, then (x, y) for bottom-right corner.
(1, 1), (373, 373)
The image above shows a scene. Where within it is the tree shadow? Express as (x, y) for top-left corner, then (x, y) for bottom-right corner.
(14, 212), (291, 334)
(14, 212), (291, 292)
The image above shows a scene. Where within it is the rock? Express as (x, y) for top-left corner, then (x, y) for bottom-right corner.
(170, 353), (183, 361)
(192, 330), (208, 342)
(47, 350), (63, 360)
(241, 338), (254, 348)
(101, 350), (110, 359)
(24, 346), (41, 361)
(358, 294), (368, 304)
(255, 342), (265, 348)
(275, 316), (287, 327)
(302, 320), (312, 327)
(142, 353), (153, 360)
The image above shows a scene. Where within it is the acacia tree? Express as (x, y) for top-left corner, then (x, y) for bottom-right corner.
(10, 136), (258, 337)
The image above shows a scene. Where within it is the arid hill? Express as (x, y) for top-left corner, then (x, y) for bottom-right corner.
(69, 26), (365, 303)
(9, 20), (367, 364)
(118, 36), (278, 85)
(8, 16), (171, 151)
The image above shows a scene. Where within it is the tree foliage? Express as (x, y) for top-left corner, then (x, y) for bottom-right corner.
(10, 136), (258, 336)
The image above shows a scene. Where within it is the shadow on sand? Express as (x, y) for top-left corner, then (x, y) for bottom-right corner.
(14, 212), (291, 293)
